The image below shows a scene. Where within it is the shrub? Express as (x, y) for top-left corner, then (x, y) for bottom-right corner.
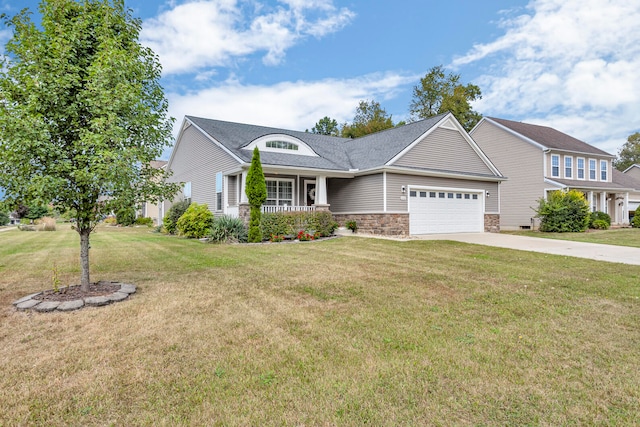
(589, 211), (611, 229)
(103, 216), (117, 225)
(632, 210), (640, 228)
(134, 216), (154, 227)
(164, 200), (191, 234)
(591, 219), (609, 230)
(261, 211), (338, 238)
(39, 216), (57, 231)
(208, 215), (247, 243)
(246, 148), (267, 243)
(116, 206), (136, 226)
(176, 202), (213, 238)
(0, 211), (9, 226)
(536, 189), (590, 232)
(346, 219), (358, 233)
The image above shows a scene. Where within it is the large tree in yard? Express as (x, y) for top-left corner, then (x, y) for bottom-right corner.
(614, 132), (640, 171)
(0, 0), (178, 291)
(409, 65), (482, 131)
(341, 100), (395, 138)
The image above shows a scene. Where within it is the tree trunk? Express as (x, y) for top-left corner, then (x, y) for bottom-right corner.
(79, 227), (91, 292)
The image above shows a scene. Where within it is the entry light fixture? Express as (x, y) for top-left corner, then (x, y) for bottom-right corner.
(401, 186), (406, 193)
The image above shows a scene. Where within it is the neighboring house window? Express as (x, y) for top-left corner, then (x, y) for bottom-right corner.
(589, 159), (596, 180)
(577, 158), (585, 180)
(215, 172), (223, 211)
(266, 140), (298, 151)
(183, 182), (192, 203)
(564, 156), (573, 179)
(600, 160), (608, 181)
(265, 179), (293, 206)
(551, 155), (560, 177)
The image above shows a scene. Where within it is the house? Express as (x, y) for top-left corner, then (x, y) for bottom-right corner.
(165, 112), (505, 236)
(470, 117), (634, 230)
(138, 160), (168, 225)
(620, 165), (640, 219)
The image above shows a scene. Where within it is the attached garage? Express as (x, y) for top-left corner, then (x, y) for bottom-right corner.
(409, 188), (484, 234)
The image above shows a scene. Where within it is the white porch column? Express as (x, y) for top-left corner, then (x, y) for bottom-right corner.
(315, 176), (327, 205)
(600, 192), (607, 212)
(588, 191), (594, 212)
(240, 171), (248, 203)
(625, 193), (630, 224)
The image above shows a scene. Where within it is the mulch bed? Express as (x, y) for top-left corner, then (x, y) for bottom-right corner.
(32, 282), (121, 302)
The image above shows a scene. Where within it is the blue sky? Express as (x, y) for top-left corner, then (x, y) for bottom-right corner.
(2, 0), (640, 157)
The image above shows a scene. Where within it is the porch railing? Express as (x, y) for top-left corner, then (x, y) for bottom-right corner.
(262, 205), (316, 214)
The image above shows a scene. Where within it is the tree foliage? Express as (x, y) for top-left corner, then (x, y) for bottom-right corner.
(246, 147), (267, 242)
(308, 116), (339, 136)
(535, 190), (590, 232)
(409, 65), (482, 131)
(0, 0), (179, 290)
(341, 100), (395, 138)
(614, 132), (640, 171)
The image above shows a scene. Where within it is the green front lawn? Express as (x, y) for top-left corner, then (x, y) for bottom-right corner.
(505, 227), (640, 248)
(1, 225), (639, 425)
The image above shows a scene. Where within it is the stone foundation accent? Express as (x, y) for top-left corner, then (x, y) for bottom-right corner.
(333, 213), (410, 237)
(239, 203), (250, 225)
(484, 214), (500, 233)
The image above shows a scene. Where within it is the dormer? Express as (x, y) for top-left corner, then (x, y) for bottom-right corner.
(242, 134), (318, 157)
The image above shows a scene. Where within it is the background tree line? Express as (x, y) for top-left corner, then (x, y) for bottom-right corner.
(308, 65), (482, 138)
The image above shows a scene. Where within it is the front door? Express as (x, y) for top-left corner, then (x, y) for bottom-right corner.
(305, 181), (316, 206)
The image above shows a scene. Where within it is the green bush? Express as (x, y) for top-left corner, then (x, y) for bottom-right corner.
(116, 206), (136, 226)
(261, 211), (338, 239)
(345, 219), (358, 233)
(0, 211), (9, 226)
(536, 189), (590, 232)
(248, 206), (263, 242)
(103, 216), (117, 225)
(164, 200), (191, 234)
(591, 219), (609, 230)
(176, 202), (213, 238)
(208, 215), (247, 243)
(632, 210), (640, 228)
(134, 217), (154, 227)
(589, 211), (611, 229)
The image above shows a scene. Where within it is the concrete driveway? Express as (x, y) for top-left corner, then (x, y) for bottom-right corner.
(418, 233), (640, 266)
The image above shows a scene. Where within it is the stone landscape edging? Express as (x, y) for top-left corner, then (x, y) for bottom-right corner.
(12, 282), (136, 313)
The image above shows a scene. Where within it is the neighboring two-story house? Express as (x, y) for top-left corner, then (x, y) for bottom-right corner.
(471, 117), (634, 230)
(165, 113), (506, 236)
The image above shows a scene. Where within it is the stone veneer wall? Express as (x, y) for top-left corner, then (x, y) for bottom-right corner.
(333, 213), (410, 237)
(240, 204), (499, 236)
(484, 214), (500, 233)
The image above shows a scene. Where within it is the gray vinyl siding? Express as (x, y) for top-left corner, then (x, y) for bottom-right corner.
(328, 174), (383, 213)
(471, 121), (548, 229)
(168, 125), (240, 213)
(394, 127), (494, 175)
(385, 173), (499, 212)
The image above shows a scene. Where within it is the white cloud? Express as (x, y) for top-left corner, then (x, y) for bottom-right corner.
(453, 0), (640, 154)
(166, 72), (415, 134)
(142, 0), (355, 75)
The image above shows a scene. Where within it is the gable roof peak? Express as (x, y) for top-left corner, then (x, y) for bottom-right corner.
(486, 117), (613, 157)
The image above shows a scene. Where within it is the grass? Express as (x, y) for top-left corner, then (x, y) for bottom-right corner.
(505, 227), (640, 248)
(1, 225), (639, 425)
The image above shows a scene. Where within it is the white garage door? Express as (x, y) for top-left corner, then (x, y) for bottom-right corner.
(409, 189), (484, 234)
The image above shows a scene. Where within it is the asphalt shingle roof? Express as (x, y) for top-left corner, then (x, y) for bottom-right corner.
(186, 114), (449, 172)
(186, 116), (352, 171)
(489, 117), (613, 157)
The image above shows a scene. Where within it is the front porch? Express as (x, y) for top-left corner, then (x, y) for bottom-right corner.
(585, 190), (629, 226)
